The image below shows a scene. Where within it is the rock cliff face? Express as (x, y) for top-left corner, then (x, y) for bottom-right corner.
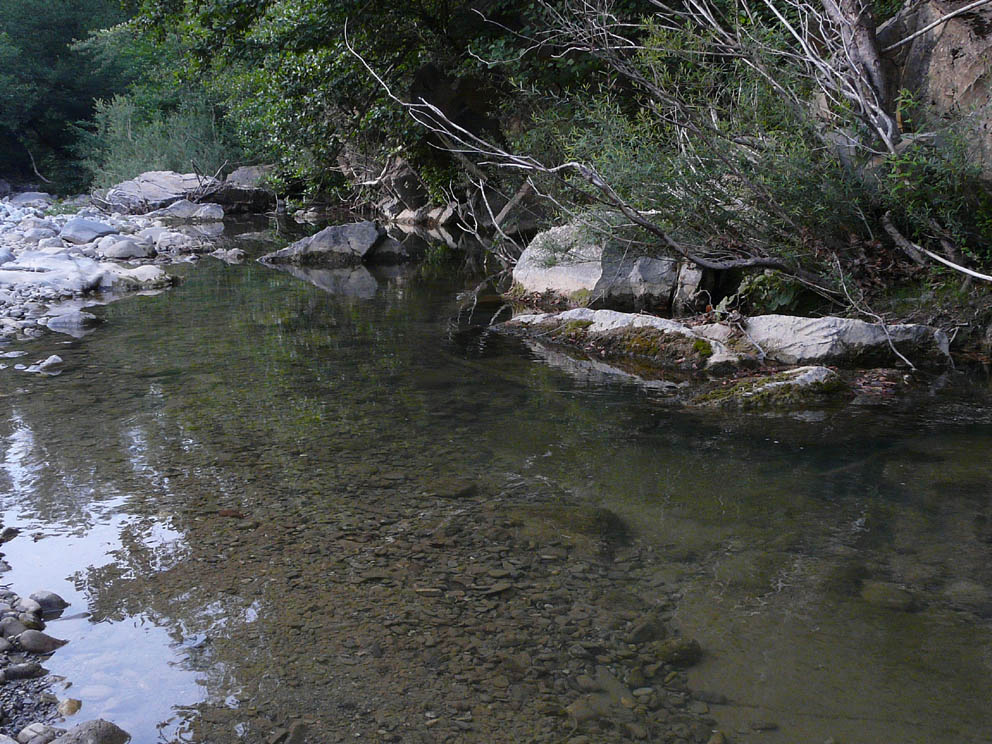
(880, 0), (992, 172)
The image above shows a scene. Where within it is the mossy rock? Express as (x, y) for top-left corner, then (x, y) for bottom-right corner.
(694, 366), (849, 409)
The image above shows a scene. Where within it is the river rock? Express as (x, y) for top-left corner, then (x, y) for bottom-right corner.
(512, 218), (705, 311)
(732, 315), (950, 368)
(57, 699), (82, 717)
(16, 722), (58, 744)
(28, 590), (69, 615)
(650, 637), (702, 667)
(209, 248), (245, 264)
(147, 199), (199, 221)
(17, 629), (67, 654)
(193, 203), (224, 221)
(209, 165), (276, 213)
(102, 171), (219, 214)
(694, 366), (845, 408)
(103, 264), (172, 291)
(60, 219), (118, 245)
(259, 222), (384, 267)
(506, 308), (741, 372)
(95, 237), (153, 260)
(23, 228), (58, 244)
(54, 720), (129, 744)
(8, 192), (53, 209)
(0, 252), (105, 294)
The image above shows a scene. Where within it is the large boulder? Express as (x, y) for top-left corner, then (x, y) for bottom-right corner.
(102, 171), (220, 214)
(512, 219), (700, 311)
(210, 165), (276, 213)
(259, 222), (385, 267)
(0, 252), (105, 294)
(60, 218), (118, 245)
(696, 314), (950, 367)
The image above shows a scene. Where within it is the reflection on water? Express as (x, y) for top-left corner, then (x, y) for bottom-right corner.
(0, 239), (988, 743)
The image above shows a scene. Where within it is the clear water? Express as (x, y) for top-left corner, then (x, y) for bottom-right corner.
(0, 239), (989, 743)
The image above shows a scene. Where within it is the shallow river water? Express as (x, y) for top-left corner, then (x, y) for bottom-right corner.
(0, 234), (990, 743)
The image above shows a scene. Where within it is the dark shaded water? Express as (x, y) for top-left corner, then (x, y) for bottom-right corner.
(0, 242), (990, 742)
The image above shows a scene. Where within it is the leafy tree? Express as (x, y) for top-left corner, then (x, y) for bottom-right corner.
(0, 0), (130, 191)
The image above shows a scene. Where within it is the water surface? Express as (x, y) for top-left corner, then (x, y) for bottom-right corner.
(0, 241), (989, 743)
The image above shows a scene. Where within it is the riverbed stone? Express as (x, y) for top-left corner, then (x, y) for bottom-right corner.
(45, 310), (100, 338)
(95, 236), (153, 260)
(54, 720), (129, 744)
(147, 199), (199, 221)
(192, 203), (224, 221)
(57, 699), (82, 717)
(650, 638), (702, 667)
(259, 222), (384, 267)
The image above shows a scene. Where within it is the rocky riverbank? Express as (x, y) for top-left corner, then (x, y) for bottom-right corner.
(0, 525), (129, 744)
(0, 188), (249, 349)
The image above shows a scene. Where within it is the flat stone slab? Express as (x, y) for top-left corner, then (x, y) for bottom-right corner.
(60, 218), (118, 245)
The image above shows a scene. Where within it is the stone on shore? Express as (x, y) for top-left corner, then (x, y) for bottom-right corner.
(506, 308), (741, 372)
(17, 630), (67, 654)
(16, 722), (58, 744)
(0, 253), (105, 294)
(7, 193), (52, 209)
(259, 222), (384, 267)
(727, 315), (950, 367)
(55, 720), (130, 744)
(210, 165), (276, 213)
(95, 237), (153, 260)
(511, 218), (704, 312)
(28, 591), (69, 615)
(102, 171), (219, 214)
(60, 219), (118, 245)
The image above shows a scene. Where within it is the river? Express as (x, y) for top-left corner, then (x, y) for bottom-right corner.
(0, 228), (989, 743)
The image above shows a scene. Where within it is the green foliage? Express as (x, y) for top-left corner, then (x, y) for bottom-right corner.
(0, 0), (130, 191)
(875, 111), (992, 263)
(78, 92), (243, 188)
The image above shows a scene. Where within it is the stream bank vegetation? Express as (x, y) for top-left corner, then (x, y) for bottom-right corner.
(3, 0), (992, 331)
